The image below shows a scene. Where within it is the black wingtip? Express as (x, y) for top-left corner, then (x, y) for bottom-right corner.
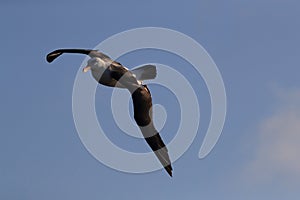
(46, 51), (63, 63)
(165, 165), (173, 177)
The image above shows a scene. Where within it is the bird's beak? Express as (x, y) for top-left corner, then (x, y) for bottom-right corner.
(83, 66), (91, 73)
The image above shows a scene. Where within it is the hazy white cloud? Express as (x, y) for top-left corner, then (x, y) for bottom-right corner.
(245, 88), (300, 182)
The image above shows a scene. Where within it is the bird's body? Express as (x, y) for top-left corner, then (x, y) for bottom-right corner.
(46, 49), (173, 176)
(88, 57), (125, 88)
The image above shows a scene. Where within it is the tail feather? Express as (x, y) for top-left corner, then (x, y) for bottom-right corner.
(131, 65), (157, 81)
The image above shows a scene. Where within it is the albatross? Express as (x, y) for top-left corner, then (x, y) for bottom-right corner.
(46, 49), (173, 177)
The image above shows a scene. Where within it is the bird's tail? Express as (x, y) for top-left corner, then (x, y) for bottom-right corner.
(131, 65), (157, 81)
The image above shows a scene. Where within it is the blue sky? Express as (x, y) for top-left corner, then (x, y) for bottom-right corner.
(1, 0), (300, 199)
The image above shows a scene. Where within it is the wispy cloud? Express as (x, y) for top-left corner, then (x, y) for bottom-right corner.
(244, 87), (300, 183)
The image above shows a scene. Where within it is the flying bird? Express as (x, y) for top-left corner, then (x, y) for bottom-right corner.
(46, 49), (173, 176)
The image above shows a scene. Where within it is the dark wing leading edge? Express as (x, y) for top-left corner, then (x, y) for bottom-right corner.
(110, 70), (173, 177)
(46, 48), (111, 63)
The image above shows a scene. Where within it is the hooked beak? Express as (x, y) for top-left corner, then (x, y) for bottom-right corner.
(83, 66), (91, 73)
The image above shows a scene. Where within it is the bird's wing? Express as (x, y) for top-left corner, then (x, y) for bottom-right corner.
(131, 86), (173, 177)
(111, 69), (173, 176)
(46, 49), (110, 63)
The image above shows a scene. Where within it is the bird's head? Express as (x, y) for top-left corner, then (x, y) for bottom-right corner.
(83, 57), (108, 72)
